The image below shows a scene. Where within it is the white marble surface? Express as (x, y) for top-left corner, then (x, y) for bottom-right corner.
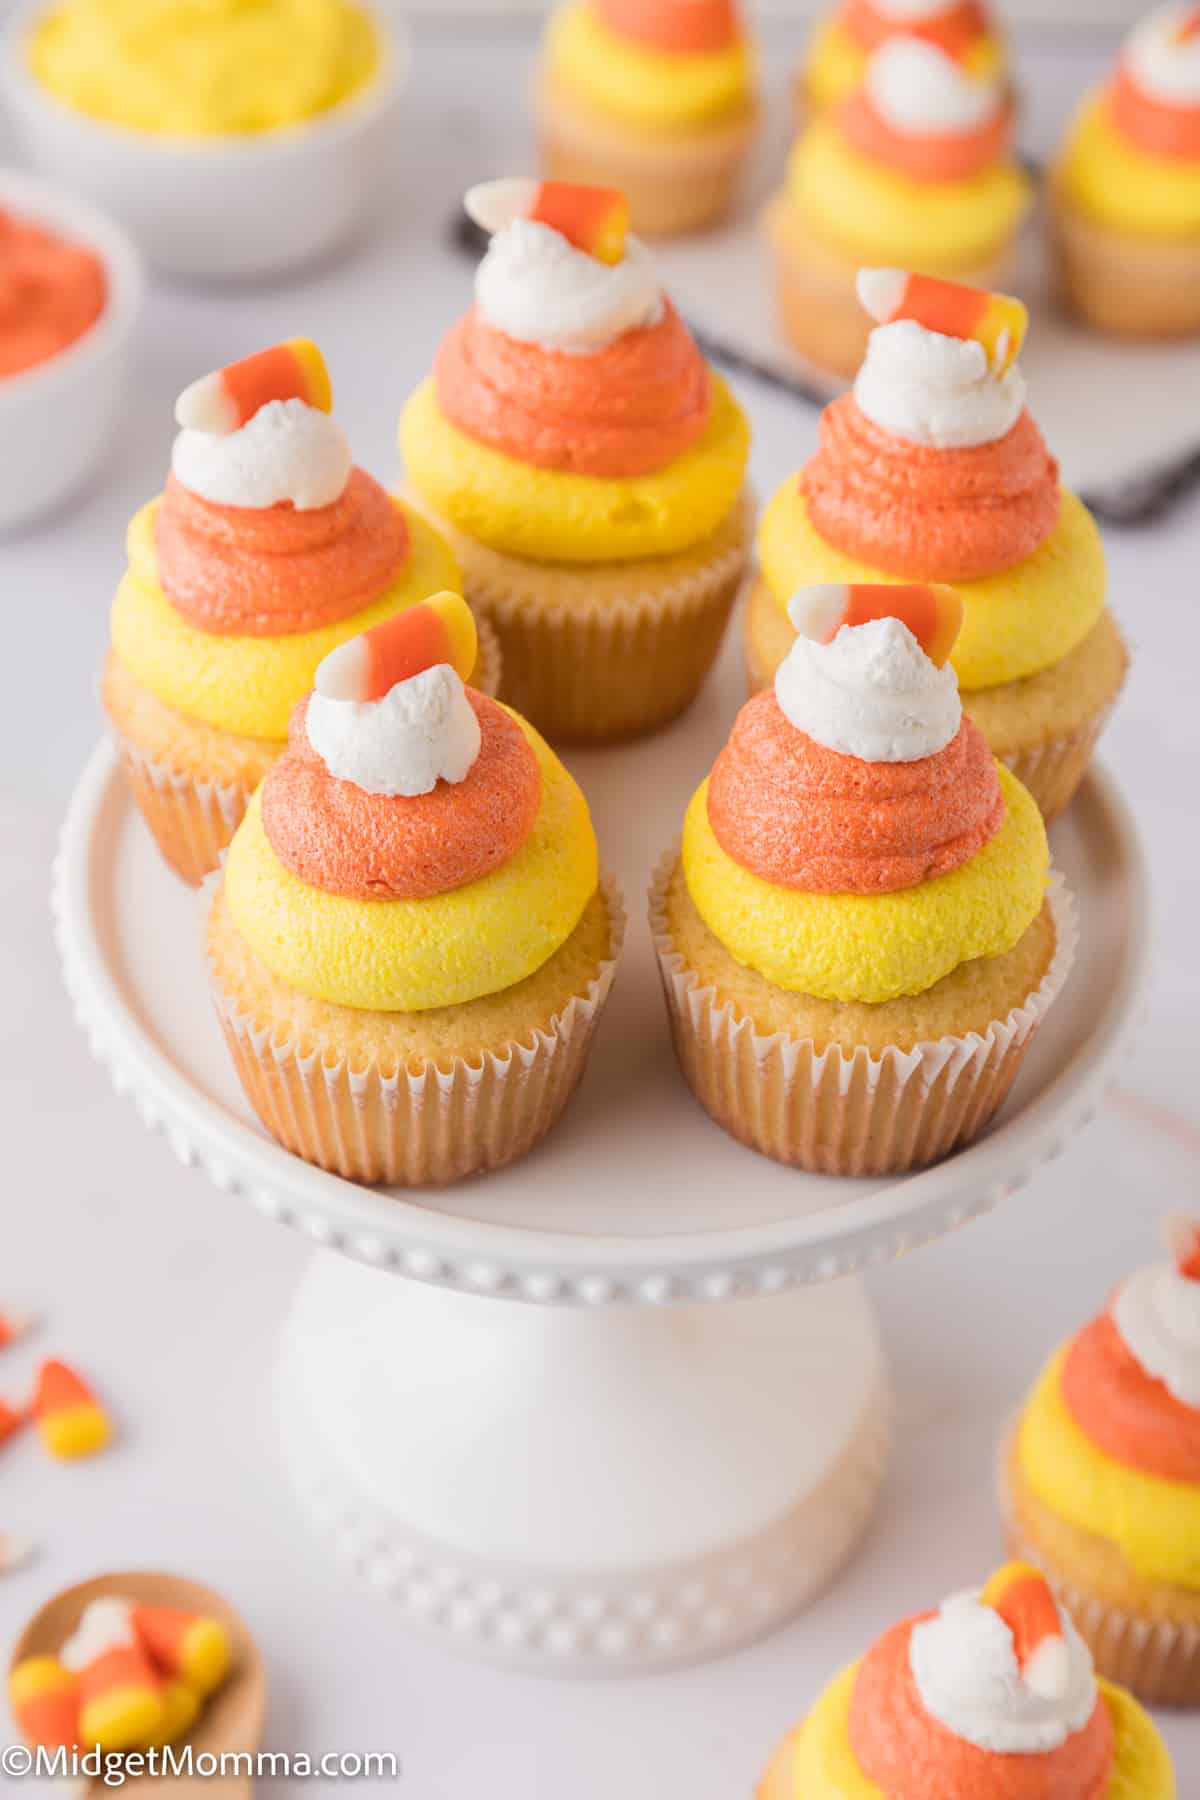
(2, 21), (1199, 1795)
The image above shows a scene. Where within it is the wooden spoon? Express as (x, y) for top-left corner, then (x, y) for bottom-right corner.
(10, 1569), (265, 1797)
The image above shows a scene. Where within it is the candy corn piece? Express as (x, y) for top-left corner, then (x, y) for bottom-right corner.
(63, 1599), (165, 1753)
(857, 269), (1029, 374)
(131, 1605), (232, 1699)
(1174, 7), (1200, 43)
(0, 1397), (25, 1448)
(787, 582), (964, 668)
(0, 1310), (33, 1349)
(316, 592), (478, 703)
(465, 179), (630, 264)
(1167, 1215), (1200, 1281)
(0, 1532), (35, 1573)
(981, 1563), (1070, 1700)
(142, 1679), (201, 1749)
(175, 338), (332, 436)
(9, 1656), (81, 1751)
(32, 1360), (111, 1460)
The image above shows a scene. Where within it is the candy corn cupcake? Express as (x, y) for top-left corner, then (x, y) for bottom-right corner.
(208, 594), (623, 1185)
(757, 1563), (1175, 1798)
(1052, 5), (1200, 338)
(767, 39), (1030, 379)
(401, 181), (753, 743)
(1003, 1217), (1200, 1707)
(747, 274), (1128, 823)
(798, 0), (1008, 118)
(535, 0), (758, 237)
(104, 340), (492, 887)
(652, 592), (1074, 1176)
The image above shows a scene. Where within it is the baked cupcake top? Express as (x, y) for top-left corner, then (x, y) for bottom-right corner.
(223, 593), (599, 1012)
(682, 588), (1049, 1003)
(1016, 1217), (1200, 1591)
(759, 275), (1107, 691)
(1056, 4), (1200, 236)
(542, 1), (756, 131)
(401, 180), (750, 562)
(769, 1562), (1175, 1797)
(111, 341), (458, 741)
(804, 0), (1006, 113)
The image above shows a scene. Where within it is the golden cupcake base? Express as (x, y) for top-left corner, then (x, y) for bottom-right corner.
(1051, 182), (1200, 340)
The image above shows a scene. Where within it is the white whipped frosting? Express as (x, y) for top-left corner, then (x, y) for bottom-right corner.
(1112, 1261), (1200, 1410)
(475, 218), (663, 354)
(865, 36), (1002, 134)
(910, 1590), (1098, 1755)
(1125, 7), (1200, 106)
(172, 398), (352, 511)
(855, 318), (1026, 450)
(61, 1597), (136, 1671)
(775, 615), (960, 762)
(307, 665), (481, 798)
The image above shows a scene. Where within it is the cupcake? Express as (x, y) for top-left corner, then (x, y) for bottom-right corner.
(758, 1562), (1175, 1797)
(652, 591), (1074, 1177)
(104, 339), (488, 887)
(747, 274), (1128, 823)
(401, 181), (753, 744)
(1052, 5), (1200, 338)
(799, 0), (1008, 119)
(766, 38), (1030, 380)
(535, 0), (758, 238)
(1003, 1217), (1200, 1706)
(208, 593), (623, 1186)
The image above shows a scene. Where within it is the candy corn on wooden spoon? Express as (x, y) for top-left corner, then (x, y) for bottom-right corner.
(11, 1571), (264, 1798)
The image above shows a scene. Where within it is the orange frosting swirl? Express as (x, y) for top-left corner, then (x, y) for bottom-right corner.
(0, 207), (106, 379)
(839, 90), (1014, 180)
(849, 1617), (1115, 1800)
(1109, 64), (1200, 161)
(706, 692), (1002, 894)
(843, 0), (991, 59)
(1060, 1310), (1200, 1485)
(803, 395), (1061, 581)
(260, 692), (541, 902)
(155, 468), (411, 638)
(433, 301), (712, 479)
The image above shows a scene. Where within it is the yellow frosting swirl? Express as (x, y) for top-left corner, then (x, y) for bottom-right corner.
(544, 3), (754, 129)
(1056, 92), (1200, 238)
(401, 375), (750, 564)
(802, 14), (1003, 112)
(1017, 1348), (1200, 1592)
(224, 716), (598, 1012)
(759, 488), (1107, 692)
(110, 499), (459, 742)
(682, 762), (1046, 1005)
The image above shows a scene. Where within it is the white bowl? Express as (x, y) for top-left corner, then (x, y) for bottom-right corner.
(0, 1), (407, 280)
(0, 166), (144, 532)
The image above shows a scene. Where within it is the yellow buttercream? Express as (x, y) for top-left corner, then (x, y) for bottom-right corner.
(224, 716), (598, 1012)
(401, 376), (750, 564)
(110, 499), (459, 742)
(785, 116), (1031, 266)
(682, 762), (1046, 1005)
(1056, 91), (1200, 238)
(759, 488), (1107, 692)
(785, 1659), (1174, 1798)
(544, 3), (754, 130)
(1017, 1348), (1200, 1592)
(802, 15), (1004, 112)
(27, 0), (382, 136)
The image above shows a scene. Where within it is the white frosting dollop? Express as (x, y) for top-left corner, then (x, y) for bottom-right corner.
(475, 218), (664, 354)
(61, 1597), (136, 1671)
(865, 36), (1002, 135)
(910, 1590), (1098, 1755)
(172, 398), (352, 511)
(1125, 6), (1200, 107)
(1112, 1262), (1200, 1410)
(307, 664), (481, 798)
(855, 318), (1026, 450)
(775, 615), (960, 762)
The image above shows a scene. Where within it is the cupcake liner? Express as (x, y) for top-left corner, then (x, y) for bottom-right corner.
(994, 700), (1119, 827)
(209, 877), (625, 1188)
(649, 857), (1077, 1177)
(1051, 183), (1200, 339)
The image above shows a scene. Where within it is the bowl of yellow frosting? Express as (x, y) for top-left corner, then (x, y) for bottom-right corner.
(0, 0), (407, 278)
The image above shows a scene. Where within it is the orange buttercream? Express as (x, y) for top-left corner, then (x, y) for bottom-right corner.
(1109, 65), (1200, 161)
(839, 90), (1013, 180)
(803, 395), (1061, 582)
(594, 0), (742, 53)
(848, 1616), (1115, 1799)
(1060, 1310), (1200, 1486)
(433, 301), (712, 479)
(155, 469), (411, 638)
(0, 207), (106, 379)
(706, 692), (1002, 894)
(260, 692), (541, 902)
(842, 0), (990, 59)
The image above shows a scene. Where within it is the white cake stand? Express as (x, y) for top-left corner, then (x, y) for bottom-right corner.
(53, 651), (1148, 1676)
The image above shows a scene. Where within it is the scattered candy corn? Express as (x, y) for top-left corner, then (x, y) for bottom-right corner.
(175, 338), (332, 436)
(465, 179), (630, 264)
(315, 592), (478, 703)
(1168, 1215), (1200, 1281)
(787, 582), (964, 668)
(143, 1679), (201, 1749)
(0, 1532), (35, 1573)
(9, 1655), (81, 1751)
(32, 1360), (111, 1461)
(0, 1310), (33, 1349)
(981, 1563), (1070, 1700)
(131, 1605), (232, 1699)
(596, 0), (740, 54)
(857, 269), (1028, 373)
(0, 1397), (26, 1448)
(1174, 7), (1200, 43)
(63, 1599), (166, 1754)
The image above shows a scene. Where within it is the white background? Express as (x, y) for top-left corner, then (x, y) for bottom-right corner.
(3, 12), (1199, 1797)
